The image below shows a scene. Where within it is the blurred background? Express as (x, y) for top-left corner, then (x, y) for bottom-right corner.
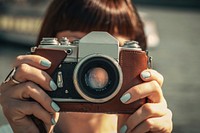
(0, 0), (200, 132)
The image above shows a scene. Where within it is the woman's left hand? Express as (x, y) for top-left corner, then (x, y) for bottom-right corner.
(118, 69), (173, 133)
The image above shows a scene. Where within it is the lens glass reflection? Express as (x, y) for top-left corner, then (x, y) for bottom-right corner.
(85, 67), (109, 91)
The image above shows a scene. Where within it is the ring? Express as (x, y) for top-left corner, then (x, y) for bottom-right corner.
(9, 76), (21, 84)
(2, 67), (21, 85)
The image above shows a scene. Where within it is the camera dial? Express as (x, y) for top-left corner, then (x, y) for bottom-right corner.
(40, 38), (59, 45)
(123, 41), (141, 50)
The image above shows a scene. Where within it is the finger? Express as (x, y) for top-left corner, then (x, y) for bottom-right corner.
(14, 55), (51, 69)
(14, 64), (57, 91)
(140, 69), (164, 87)
(118, 114), (130, 131)
(48, 112), (60, 132)
(0, 81), (13, 93)
(125, 103), (168, 133)
(6, 81), (60, 113)
(7, 100), (58, 126)
(120, 81), (163, 104)
(131, 109), (173, 133)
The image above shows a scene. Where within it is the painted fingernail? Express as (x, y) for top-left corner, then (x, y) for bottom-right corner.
(50, 80), (57, 91)
(120, 125), (128, 133)
(51, 117), (56, 125)
(40, 59), (51, 68)
(120, 93), (131, 103)
(51, 101), (60, 112)
(141, 71), (151, 79)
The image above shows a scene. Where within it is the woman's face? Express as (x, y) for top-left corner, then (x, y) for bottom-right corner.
(56, 30), (130, 46)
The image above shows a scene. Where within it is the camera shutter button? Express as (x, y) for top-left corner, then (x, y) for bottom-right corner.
(60, 37), (70, 45)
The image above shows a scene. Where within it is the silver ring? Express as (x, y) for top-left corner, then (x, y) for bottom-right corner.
(10, 76), (21, 84)
(3, 67), (21, 85)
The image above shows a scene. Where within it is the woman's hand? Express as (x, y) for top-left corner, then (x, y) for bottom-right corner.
(118, 69), (173, 133)
(0, 55), (60, 133)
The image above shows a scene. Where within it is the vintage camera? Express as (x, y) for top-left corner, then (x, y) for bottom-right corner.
(31, 31), (151, 114)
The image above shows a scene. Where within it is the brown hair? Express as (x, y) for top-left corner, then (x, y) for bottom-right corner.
(37, 0), (146, 50)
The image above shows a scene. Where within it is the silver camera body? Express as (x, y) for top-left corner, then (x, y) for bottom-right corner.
(34, 31), (144, 104)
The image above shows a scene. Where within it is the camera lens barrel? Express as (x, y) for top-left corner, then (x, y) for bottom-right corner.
(73, 54), (123, 103)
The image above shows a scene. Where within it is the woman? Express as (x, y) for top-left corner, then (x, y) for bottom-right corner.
(0, 0), (172, 133)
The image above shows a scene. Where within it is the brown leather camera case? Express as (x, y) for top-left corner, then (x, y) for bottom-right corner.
(33, 48), (148, 114)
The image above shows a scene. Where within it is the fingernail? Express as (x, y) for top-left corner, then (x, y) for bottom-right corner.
(120, 93), (131, 103)
(141, 71), (151, 79)
(50, 80), (57, 91)
(120, 125), (128, 133)
(51, 117), (56, 125)
(40, 59), (51, 68)
(51, 101), (60, 112)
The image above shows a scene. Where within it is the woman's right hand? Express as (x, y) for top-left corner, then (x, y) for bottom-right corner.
(0, 55), (60, 133)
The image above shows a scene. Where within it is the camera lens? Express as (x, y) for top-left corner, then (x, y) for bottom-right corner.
(73, 54), (123, 103)
(85, 67), (109, 90)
